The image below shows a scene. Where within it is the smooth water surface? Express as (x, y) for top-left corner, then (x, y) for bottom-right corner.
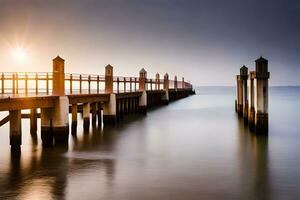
(0, 86), (300, 200)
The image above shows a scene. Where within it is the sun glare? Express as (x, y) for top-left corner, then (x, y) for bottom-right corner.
(12, 47), (28, 63)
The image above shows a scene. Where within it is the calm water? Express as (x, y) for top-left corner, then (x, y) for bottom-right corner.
(0, 86), (300, 200)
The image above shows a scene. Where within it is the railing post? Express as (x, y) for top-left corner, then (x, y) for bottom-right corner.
(12, 73), (15, 95)
(182, 77), (185, 89)
(1, 73), (4, 95)
(88, 75), (91, 94)
(130, 77), (132, 92)
(105, 64), (113, 93)
(162, 73), (169, 104)
(70, 74), (73, 94)
(135, 78), (137, 92)
(79, 75), (82, 94)
(150, 79), (152, 91)
(35, 73), (38, 95)
(25, 73), (28, 95)
(97, 75), (100, 94)
(124, 77), (126, 93)
(16, 73), (18, 94)
(117, 77), (119, 93)
(174, 75), (178, 90)
(156, 73), (160, 90)
(46, 73), (49, 95)
(138, 68), (147, 114)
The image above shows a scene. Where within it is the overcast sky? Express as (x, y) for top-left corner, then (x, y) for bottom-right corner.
(0, 0), (299, 86)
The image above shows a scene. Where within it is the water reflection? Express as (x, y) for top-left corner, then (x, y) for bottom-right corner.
(236, 117), (270, 200)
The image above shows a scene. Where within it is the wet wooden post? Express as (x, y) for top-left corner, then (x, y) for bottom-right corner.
(30, 108), (37, 134)
(41, 56), (69, 147)
(10, 110), (22, 149)
(138, 68), (147, 114)
(162, 73), (169, 104)
(236, 74), (243, 116)
(83, 103), (90, 131)
(254, 57), (270, 134)
(71, 104), (78, 134)
(91, 102), (97, 126)
(97, 102), (102, 126)
(103, 64), (117, 125)
(248, 71), (256, 131)
(240, 66), (248, 123)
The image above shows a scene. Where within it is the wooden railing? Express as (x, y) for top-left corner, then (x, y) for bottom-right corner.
(0, 72), (192, 96)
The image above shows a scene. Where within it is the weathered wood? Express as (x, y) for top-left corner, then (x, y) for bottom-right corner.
(0, 115), (10, 127)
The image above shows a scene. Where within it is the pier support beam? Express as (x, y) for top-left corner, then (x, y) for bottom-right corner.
(30, 108), (37, 134)
(71, 104), (78, 133)
(91, 103), (97, 127)
(103, 94), (117, 125)
(139, 68), (147, 114)
(83, 103), (90, 131)
(236, 75), (243, 116)
(254, 57), (270, 134)
(248, 72), (255, 131)
(10, 110), (22, 148)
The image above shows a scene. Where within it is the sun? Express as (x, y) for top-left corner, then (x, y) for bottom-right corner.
(12, 47), (28, 63)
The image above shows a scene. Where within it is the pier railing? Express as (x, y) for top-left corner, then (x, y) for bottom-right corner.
(0, 72), (192, 96)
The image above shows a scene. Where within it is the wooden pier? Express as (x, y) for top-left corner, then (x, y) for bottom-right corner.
(0, 56), (194, 149)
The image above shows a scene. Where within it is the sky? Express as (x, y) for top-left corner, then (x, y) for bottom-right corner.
(0, 0), (299, 86)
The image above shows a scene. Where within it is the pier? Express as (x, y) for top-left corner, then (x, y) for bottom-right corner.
(235, 57), (270, 134)
(0, 56), (194, 149)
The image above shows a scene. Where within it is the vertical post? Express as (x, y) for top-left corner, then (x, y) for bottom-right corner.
(182, 77), (185, 89)
(83, 103), (90, 131)
(12, 73), (15, 95)
(25, 73), (28, 95)
(1, 73), (4, 95)
(162, 73), (169, 104)
(254, 57), (270, 134)
(35, 73), (38, 95)
(150, 79), (152, 91)
(105, 64), (113, 93)
(41, 56), (69, 147)
(117, 77), (120, 93)
(46, 73), (49, 95)
(248, 72), (256, 131)
(138, 68), (147, 114)
(88, 75), (91, 94)
(97, 75), (100, 94)
(16, 73), (18, 94)
(124, 77), (126, 93)
(70, 74), (73, 94)
(236, 75), (243, 116)
(174, 75), (178, 90)
(79, 75), (82, 94)
(155, 73), (160, 90)
(97, 102), (102, 126)
(240, 66), (248, 123)
(130, 77), (132, 92)
(71, 104), (78, 134)
(10, 110), (22, 149)
(103, 64), (117, 125)
(91, 103), (97, 126)
(134, 78), (137, 92)
(30, 108), (37, 134)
